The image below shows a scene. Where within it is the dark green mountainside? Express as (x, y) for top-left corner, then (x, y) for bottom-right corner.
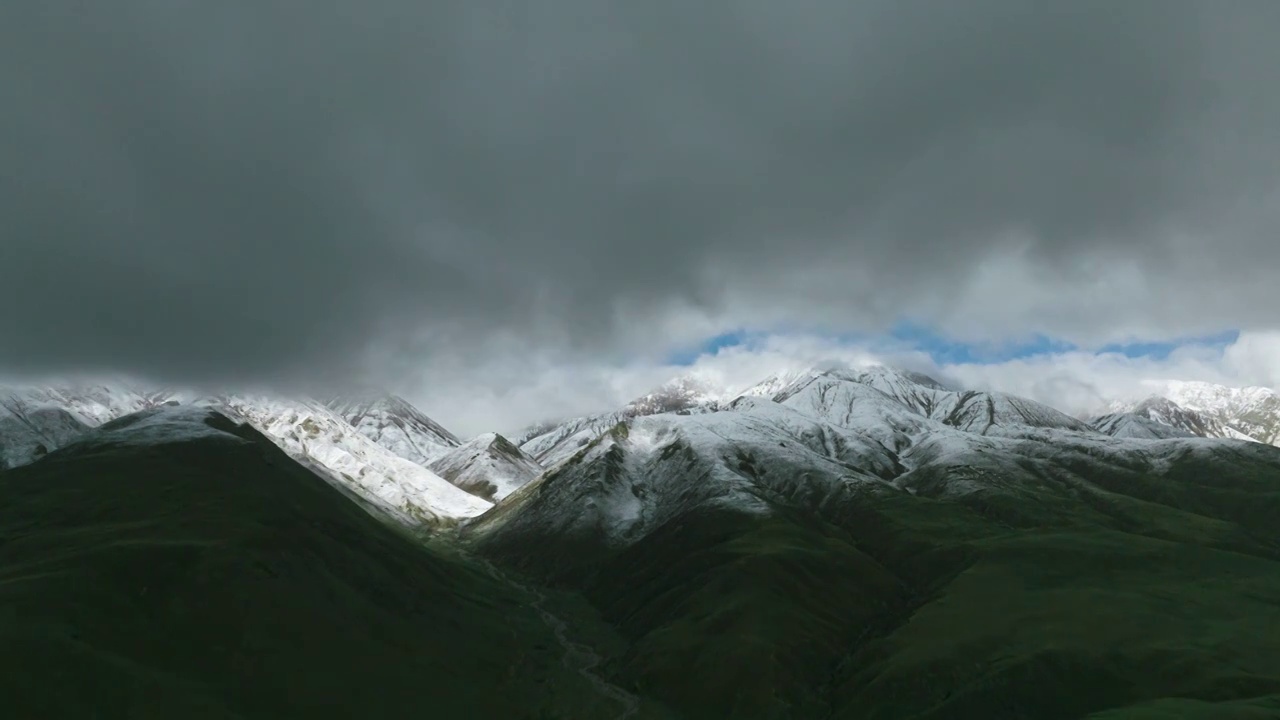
(0, 411), (612, 719)
(471, 404), (1280, 719)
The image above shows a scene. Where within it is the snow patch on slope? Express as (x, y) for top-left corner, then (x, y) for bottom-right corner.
(212, 394), (491, 524)
(326, 394), (460, 466)
(0, 391), (91, 468)
(429, 433), (543, 502)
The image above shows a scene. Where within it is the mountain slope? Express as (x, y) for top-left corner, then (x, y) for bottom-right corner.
(766, 366), (1090, 437)
(429, 432), (543, 502)
(326, 394), (461, 466)
(0, 407), (612, 718)
(1162, 381), (1280, 445)
(1088, 393), (1220, 441)
(470, 376), (1280, 718)
(1106, 382), (1280, 446)
(517, 374), (735, 468)
(213, 394), (491, 526)
(0, 391), (90, 468)
(0, 383), (488, 526)
(1, 382), (182, 426)
(1099, 395), (1236, 439)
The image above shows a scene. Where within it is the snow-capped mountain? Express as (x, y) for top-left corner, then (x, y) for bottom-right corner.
(1, 382), (182, 426)
(476, 397), (908, 550)
(733, 367), (817, 399)
(326, 394), (461, 466)
(0, 381), (489, 526)
(1161, 381), (1280, 445)
(0, 390), (91, 468)
(1087, 410), (1197, 440)
(428, 433), (543, 502)
(1102, 381), (1280, 445)
(212, 394), (491, 525)
(470, 363), (1271, 571)
(758, 365), (1089, 438)
(625, 374), (728, 416)
(517, 363), (1088, 469)
(64, 404), (251, 452)
(517, 373), (736, 468)
(1091, 396), (1225, 440)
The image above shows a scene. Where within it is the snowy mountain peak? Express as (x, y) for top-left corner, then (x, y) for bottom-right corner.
(738, 363), (950, 404)
(0, 382), (490, 527)
(736, 367), (825, 400)
(766, 362), (1087, 437)
(325, 393), (461, 466)
(1103, 381), (1280, 446)
(429, 432), (543, 502)
(625, 374), (728, 416)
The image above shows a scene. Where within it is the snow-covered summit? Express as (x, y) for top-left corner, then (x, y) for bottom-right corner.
(1104, 381), (1280, 446)
(1095, 396), (1230, 440)
(428, 432), (543, 502)
(517, 372), (738, 467)
(0, 381), (487, 527)
(1, 381), (181, 426)
(769, 364), (1088, 437)
(735, 367), (825, 400)
(1088, 408), (1198, 440)
(473, 362), (1271, 568)
(326, 393), (461, 466)
(626, 374), (729, 416)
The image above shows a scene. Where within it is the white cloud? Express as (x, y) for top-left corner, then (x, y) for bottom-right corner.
(407, 330), (1280, 438)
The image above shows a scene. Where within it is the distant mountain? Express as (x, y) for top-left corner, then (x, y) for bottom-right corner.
(1087, 409), (1198, 440)
(326, 393), (461, 466)
(764, 365), (1090, 438)
(517, 372), (735, 468)
(1091, 396), (1223, 440)
(429, 432), (543, 502)
(0, 390), (90, 468)
(0, 382), (184, 425)
(1101, 381), (1280, 445)
(0, 382), (487, 526)
(518, 363), (1091, 469)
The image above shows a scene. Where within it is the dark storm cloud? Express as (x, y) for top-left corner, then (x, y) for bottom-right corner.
(3, 1), (1279, 386)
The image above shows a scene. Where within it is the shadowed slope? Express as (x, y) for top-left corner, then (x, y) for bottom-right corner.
(0, 408), (608, 719)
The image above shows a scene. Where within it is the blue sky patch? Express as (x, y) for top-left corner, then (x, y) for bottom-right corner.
(664, 330), (757, 365)
(1095, 329), (1239, 360)
(665, 324), (1240, 367)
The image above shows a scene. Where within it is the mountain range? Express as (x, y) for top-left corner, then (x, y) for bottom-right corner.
(4, 367), (1280, 526)
(3, 365), (1280, 717)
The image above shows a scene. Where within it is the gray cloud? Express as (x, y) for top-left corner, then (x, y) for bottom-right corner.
(4, 1), (1279, 391)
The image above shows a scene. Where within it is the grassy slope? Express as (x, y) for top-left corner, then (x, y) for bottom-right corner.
(0, 418), (610, 719)
(480, 445), (1280, 719)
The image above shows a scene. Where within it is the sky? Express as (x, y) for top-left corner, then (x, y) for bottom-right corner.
(4, 2), (1280, 436)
